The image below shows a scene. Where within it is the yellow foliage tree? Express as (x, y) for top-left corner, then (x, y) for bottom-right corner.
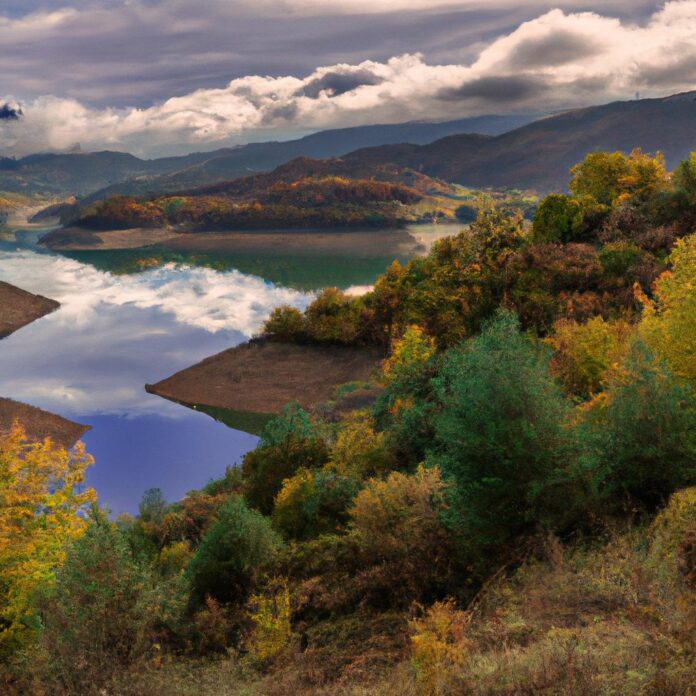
(546, 316), (633, 397)
(0, 423), (95, 652)
(246, 578), (292, 665)
(639, 233), (696, 389)
(382, 325), (436, 384)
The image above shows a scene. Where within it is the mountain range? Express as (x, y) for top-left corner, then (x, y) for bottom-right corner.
(0, 114), (535, 198)
(3, 93), (696, 201)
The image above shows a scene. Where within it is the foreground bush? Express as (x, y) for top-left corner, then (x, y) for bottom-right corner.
(39, 509), (186, 695)
(186, 495), (283, 605)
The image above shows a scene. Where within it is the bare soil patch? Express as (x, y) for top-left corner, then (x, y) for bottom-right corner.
(41, 226), (182, 250)
(146, 341), (383, 414)
(0, 281), (60, 339)
(0, 398), (90, 448)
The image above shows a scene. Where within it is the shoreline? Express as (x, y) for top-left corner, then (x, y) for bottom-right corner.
(0, 397), (90, 448)
(146, 340), (383, 419)
(0, 281), (60, 339)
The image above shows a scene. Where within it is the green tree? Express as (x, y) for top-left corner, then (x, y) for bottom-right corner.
(186, 495), (283, 604)
(428, 310), (575, 551)
(243, 404), (329, 514)
(585, 341), (696, 509)
(532, 194), (585, 243)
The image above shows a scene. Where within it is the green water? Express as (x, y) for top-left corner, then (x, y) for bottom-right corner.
(59, 224), (462, 291)
(62, 247), (408, 291)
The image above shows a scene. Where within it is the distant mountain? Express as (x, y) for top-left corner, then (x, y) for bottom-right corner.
(0, 114), (537, 198)
(341, 92), (696, 192)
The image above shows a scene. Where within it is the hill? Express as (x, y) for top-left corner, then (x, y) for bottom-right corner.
(0, 114), (535, 198)
(342, 92), (696, 191)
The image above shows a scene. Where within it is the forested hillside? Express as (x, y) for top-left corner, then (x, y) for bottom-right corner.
(342, 92), (696, 191)
(2, 149), (695, 695)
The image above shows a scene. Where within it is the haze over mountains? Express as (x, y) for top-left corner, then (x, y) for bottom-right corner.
(3, 92), (696, 201)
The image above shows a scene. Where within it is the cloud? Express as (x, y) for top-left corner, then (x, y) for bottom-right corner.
(0, 103), (22, 120)
(439, 75), (547, 102)
(1, 2), (693, 156)
(297, 68), (384, 98)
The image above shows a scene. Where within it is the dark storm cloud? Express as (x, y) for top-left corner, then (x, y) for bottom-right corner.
(0, 103), (22, 120)
(638, 53), (696, 87)
(297, 69), (383, 98)
(439, 75), (548, 103)
(505, 30), (599, 68)
(0, 1), (662, 109)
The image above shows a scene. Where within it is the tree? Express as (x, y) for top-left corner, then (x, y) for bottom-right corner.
(428, 310), (575, 551)
(570, 150), (668, 206)
(272, 466), (359, 540)
(532, 194), (585, 244)
(0, 425), (95, 653)
(547, 316), (632, 398)
(264, 305), (307, 343)
(639, 233), (696, 390)
(186, 495), (283, 605)
(584, 341), (696, 509)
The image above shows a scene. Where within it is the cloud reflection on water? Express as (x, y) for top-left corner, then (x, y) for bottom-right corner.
(0, 247), (311, 417)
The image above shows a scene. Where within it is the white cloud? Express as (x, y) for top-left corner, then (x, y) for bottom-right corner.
(1, 2), (694, 156)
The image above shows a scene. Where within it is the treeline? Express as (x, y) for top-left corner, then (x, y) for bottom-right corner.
(70, 176), (423, 231)
(1, 150), (695, 695)
(265, 150), (696, 349)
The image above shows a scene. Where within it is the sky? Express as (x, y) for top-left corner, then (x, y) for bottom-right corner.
(0, 0), (694, 157)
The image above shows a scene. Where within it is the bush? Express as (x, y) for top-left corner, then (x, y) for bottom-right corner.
(186, 495), (283, 605)
(263, 305), (307, 342)
(243, 406), (329, 515)
(272, 466), (360, 540)
(40, 509), (186, 695)
(349, 466), (456, 605)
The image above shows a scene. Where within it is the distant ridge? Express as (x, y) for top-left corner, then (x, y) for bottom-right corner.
(340, 92), (696, 191)
(0, 114), (536, 198)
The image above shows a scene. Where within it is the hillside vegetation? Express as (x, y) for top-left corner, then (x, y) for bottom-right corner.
(1, 149), (695, 695)
(69, 176), (425, 231)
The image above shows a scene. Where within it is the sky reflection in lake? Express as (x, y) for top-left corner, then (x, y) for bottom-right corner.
(0, 238), (311, 513)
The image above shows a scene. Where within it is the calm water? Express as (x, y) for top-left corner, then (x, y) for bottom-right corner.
(0, 221), (460, 514)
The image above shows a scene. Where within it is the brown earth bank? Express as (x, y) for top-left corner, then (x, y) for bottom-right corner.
(0, 398), (90, 448)
(146, 340), (383, 415)
(40, 226), (432, 257)
(0, 281), (60, 339)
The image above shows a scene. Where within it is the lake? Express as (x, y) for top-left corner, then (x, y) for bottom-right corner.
(0, 220), (460, 514)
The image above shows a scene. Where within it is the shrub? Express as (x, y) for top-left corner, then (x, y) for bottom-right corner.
(263, 305), (307, 342)
(186, 495), (283, 605)
(245, 578), (292, 665)
(349, 466), (456, 605)
(40, 509), (185, 695)
(243, 405), (329, 514)
(410, 600), (469, 696)
(272, 467), (360, 540)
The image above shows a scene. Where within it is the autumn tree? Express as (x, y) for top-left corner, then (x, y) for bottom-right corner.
(0, 424), (95, 653)
(639, 233), (696, 390)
